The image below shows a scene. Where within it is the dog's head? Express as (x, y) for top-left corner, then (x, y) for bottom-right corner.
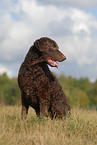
(34, 37), (66, 68)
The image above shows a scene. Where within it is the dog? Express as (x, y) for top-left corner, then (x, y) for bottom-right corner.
(18, 37), (70, 119)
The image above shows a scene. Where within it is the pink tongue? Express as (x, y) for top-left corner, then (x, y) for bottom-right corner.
(53, 61), (59, 69)
(48, 59), (59, 68)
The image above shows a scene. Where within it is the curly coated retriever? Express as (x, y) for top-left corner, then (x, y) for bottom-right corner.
(18, 37), (70, 119)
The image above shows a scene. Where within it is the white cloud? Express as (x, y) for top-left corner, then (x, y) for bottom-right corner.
(71, 8), (97, 35)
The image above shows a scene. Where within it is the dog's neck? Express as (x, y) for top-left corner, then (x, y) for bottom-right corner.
(24, 45), (45, 66)
(40, 62), (55, 82)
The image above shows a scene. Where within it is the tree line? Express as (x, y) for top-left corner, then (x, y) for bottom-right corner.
(0, 73), (97, 109)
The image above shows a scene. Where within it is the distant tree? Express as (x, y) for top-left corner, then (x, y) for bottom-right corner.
(87, 81), (97, 106)
(2, 72), (8, 77)
(59, 75), (91, 107)
(73, 77), (92, 91)
(0, 74), (21, 105)
(69, 88), (90, 107)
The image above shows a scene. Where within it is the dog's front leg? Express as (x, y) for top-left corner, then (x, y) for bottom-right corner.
(39, 82), (50, 118)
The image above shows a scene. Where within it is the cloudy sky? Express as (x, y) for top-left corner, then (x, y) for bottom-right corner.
(0, 0), (97, 82)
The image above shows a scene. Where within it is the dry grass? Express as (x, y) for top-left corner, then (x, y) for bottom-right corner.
(0, 106), (97, 145)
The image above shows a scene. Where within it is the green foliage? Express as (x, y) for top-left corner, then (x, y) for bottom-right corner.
(0, 73), (97, 108)
(58, 75), (97, 108)
(87, 81), (97, 106)
(70, 88), (90, 107)
(0, 73), (21, 105)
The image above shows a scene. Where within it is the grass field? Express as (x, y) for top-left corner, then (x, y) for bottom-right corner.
(0, 106), (97, 145)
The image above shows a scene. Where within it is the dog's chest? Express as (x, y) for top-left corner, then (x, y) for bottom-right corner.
(32, 65), (48, 85)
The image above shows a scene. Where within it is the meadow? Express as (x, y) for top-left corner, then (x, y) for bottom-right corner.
(0, 106), (97, 145)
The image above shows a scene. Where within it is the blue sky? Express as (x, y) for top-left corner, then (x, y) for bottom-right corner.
(0, 0), (97, 82)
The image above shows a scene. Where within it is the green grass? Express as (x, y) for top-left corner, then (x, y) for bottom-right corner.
(0, 106), (97, 145)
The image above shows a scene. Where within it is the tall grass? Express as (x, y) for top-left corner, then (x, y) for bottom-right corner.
(0, 106), (97, 145)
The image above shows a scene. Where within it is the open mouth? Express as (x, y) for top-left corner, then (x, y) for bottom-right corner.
(47, 58), (59, 69)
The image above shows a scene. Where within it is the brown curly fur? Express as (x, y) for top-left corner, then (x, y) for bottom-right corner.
(18, 37), (70, 119)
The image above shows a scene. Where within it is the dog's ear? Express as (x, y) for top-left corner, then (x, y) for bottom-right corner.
(34, 38), (46, 52)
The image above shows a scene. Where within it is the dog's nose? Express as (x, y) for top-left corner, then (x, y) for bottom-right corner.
(62, 55), (66, 61)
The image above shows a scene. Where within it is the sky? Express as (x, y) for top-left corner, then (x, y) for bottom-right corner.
(0, 0), (97, 82)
